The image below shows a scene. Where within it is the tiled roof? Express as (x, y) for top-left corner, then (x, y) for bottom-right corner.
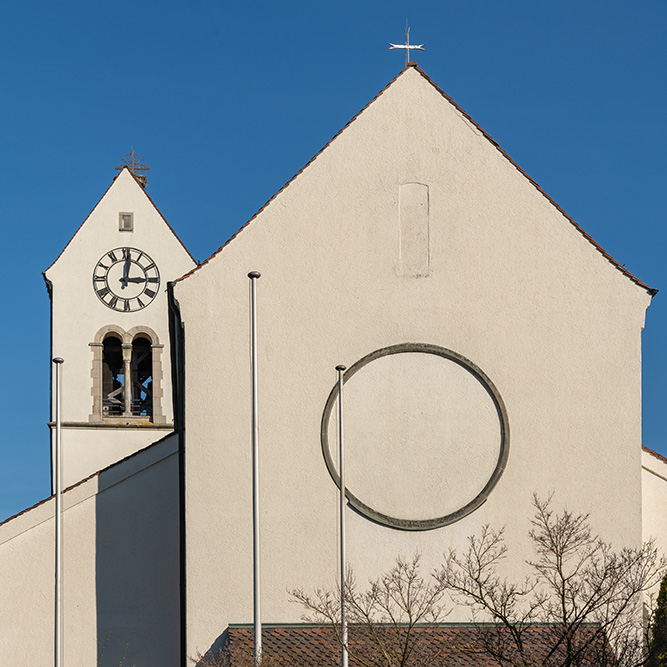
(177, 63), (654, 296)
(219, 623), (610, 666)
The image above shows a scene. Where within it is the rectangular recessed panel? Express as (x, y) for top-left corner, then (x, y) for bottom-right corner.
(399, 182), (430, 276)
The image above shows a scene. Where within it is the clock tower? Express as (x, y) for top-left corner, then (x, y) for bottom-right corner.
(43, 164), (197, 487)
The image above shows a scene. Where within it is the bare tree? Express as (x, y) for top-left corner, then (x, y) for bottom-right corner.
(292, 553), (453, 666)
(437, 495), (666, 667)
(200, 497), (663, 666)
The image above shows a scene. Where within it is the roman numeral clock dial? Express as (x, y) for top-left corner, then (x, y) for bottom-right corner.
(92, 247), (160, 312)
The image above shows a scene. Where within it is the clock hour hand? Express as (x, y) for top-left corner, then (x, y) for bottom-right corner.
(124, 277), (147, 283)
(120, 255), (132, 289)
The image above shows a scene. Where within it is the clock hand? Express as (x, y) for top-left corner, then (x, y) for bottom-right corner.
(124, 277), (147, 283)
(120, 255), (131, 288)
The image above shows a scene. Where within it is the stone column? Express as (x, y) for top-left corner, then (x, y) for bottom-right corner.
(122, 343), (133, 417)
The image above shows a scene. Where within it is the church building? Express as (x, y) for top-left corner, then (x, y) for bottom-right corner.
(1, 63), (666, 666)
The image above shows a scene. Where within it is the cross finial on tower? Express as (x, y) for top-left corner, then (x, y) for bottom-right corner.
(115, 149), (150, 188)
(388, 21), (425, 68)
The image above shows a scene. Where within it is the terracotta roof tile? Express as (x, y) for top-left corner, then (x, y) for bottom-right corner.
(219, 623), (611, 666)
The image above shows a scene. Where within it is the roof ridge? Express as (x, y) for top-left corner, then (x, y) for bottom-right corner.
(228, 621), (604, 630)
(44, 166), (196, 274)
(176, 63), (655, 295)
(409, 64), (655, 295)
(175, 63), (416, 282)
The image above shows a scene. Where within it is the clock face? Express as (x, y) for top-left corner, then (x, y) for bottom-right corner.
(93, 247), (160, 312)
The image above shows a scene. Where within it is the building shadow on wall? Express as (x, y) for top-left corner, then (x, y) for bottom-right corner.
(95, 442), (180, 666)
(192, 628), (229, 666)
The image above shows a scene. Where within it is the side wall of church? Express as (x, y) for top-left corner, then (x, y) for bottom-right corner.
(0, 436), (180, 667)
(175, 69), (652, 657)
(642, 448), (667, 559)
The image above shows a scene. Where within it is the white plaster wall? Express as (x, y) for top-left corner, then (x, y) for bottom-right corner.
(60, 426), (174, 488)
(44, 169), (195, 484)
(642, 448), (667, 559)
(0, 436), (180, 667)
(325, 351), (502, 520)
(175, 67), (652, 657)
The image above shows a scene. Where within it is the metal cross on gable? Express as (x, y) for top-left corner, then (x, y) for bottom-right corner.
(116, 149), (150, 187)
(389, 22), (425, 68)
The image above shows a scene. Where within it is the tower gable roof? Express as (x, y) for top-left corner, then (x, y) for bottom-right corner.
(45, 166), (195, 274)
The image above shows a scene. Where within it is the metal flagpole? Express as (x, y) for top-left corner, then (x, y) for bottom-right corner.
(53, 357), (64, 667)
(336, 365), (348, 667)
(248, 271), (262, 666)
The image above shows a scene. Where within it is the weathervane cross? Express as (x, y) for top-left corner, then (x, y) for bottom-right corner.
(115, 149), (150, 187)
(389, 22), (425, 68)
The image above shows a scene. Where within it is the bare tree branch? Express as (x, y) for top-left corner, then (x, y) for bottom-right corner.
(437, 495), (666, 667)
(292, 554), (453, 667)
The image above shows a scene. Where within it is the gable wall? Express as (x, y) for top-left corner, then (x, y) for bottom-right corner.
(175, 68), (651, 656)
(642, 448), (667, 559)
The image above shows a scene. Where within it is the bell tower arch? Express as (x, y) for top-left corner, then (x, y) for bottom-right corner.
(90, 324), (166, 424)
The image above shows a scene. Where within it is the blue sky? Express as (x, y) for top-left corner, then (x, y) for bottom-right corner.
(1, 1), (665, 522)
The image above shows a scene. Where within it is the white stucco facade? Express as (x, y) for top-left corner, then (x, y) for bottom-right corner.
(173, 65), (655, 658)
(0, 64), (664, 666)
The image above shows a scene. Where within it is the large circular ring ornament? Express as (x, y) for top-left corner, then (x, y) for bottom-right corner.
(321, 343), (509, 531)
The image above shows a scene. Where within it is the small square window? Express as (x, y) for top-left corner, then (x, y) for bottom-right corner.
(119, 212), (134, 231)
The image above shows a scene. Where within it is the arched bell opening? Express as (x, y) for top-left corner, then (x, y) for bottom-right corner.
(102, 335), (124, 417)
(90, 324), (166, 424)
(131, 336), (153, 419)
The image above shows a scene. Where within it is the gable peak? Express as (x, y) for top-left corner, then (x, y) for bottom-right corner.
(44, 164), (195, 274)
(174, 64), (654, 296)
